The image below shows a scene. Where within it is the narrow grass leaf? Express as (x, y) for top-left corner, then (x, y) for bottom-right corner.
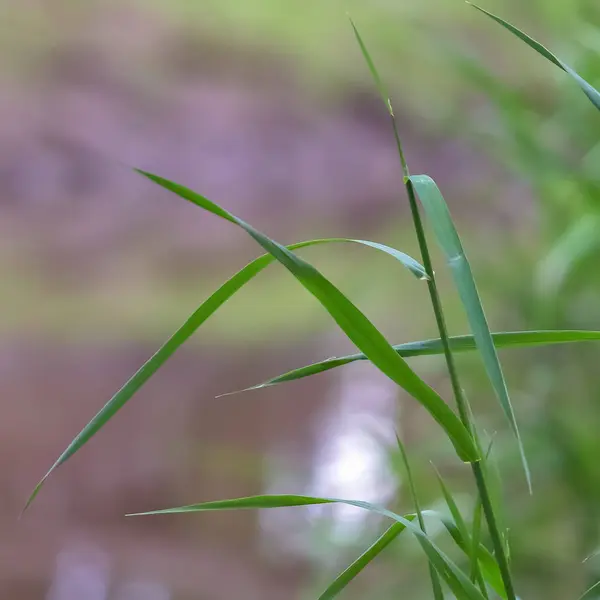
(129, 495), (486, 600)
(396, 434), (444, 600)
(230, 330), (600, 393)
(349, 17), (393, 116)
(578, 580), (600, 600)
(23, 236), (427, 511)
(134, 170), (479, 466)
(317, 520), (414, 600)
(468, 3), (600, 111)
(408, 173), (530, 490)
(442, 517), (503, 599)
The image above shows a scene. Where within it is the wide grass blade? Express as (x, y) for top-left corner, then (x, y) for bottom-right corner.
(468, 3), (600, 111)
(129, 495), (486, 600)
(408, 174), (530, 490)
(228, 330), (600, 393)
(317, 520), (414, 600)
(23, 236), (428, 511)
(133, 171), (479, 465)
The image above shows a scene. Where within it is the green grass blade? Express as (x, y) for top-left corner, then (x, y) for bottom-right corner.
(23, 236), (427, 511)
(129, 495), (486, 600)
(349, 17), (393, 117)
(229, 329), (600, 393)
(434, 468), (489, 598)
(578, 580), (600, 600)
(468, 3), (600, 111)
(408, 173), (530, 490)
(434, 468), (469, 545)
(396, 434), (444, 600)
(135, 170), (479, 465)
(441, 517), (503, 599)
(317, 520), (414, 600)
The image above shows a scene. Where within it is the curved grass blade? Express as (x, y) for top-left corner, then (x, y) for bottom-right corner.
(468, 3), (600, 111)
(408, 173), (530, 491)
(317, 520), (414, 600)
(227, 330), (600, 394)
(134, 170), (479, 465)
(129, 495), (486, 600)
(23, 236), (428, 511)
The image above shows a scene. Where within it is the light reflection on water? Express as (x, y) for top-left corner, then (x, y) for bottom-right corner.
(260, 359), (400, 560)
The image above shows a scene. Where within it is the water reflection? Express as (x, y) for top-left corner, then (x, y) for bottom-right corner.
(260, 358), (399, 561)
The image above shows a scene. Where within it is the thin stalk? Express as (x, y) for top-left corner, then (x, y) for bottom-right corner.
(389, 114), (517, 600)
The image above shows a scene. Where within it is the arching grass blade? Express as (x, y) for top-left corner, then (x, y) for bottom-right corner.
(408, 173), (530, 490)
(468, 3), (600, 111)
(23, 235), (429, 511)
(227, 330), (600, 394)
(134, 170), (479, 466)
(578, 580), (600, 600)
(129, 495), (487, 600)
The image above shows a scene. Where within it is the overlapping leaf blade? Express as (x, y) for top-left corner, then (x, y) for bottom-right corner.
(129, 495), (486, 600)
(131, 171), (478, 466)
(469, 3), (600, 111)
(408, 173), (530, 489)
(228, 330), (600, 393)
(23, 235), (430, 510)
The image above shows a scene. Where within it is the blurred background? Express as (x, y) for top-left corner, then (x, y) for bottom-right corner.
(2, 0), (600, 598)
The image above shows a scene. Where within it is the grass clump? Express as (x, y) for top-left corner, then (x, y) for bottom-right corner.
(23, 4), (600, 599)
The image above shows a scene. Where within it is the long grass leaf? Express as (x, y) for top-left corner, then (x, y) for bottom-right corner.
(23, 236), (429, 511)
(229, 330), (600, 393)
(468, 3), (600, 111)
(129, 495), (486, 600)
(134, 171), (479, 464)
(408, 173), (530, 490)
(317, 521), (413, 600)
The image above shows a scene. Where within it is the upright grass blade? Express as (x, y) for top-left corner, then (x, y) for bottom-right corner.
(434, 467), (489, 599)
(129, 495), (487, 600)
(396, 434), (444, 600)
(408, 174), (530, 491)
(229, 330), (600, 393)
(468, 3), (600, 111)
(23, 236), (428, 511)
(317, 520), (414, 600)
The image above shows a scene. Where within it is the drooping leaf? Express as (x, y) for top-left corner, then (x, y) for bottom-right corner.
(23, 236), (429, 511)
(133, 171), (479, 465)
(408, 173), (530, 490)
(469, 3), (600, 111)
(129, 495), (486, 600)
